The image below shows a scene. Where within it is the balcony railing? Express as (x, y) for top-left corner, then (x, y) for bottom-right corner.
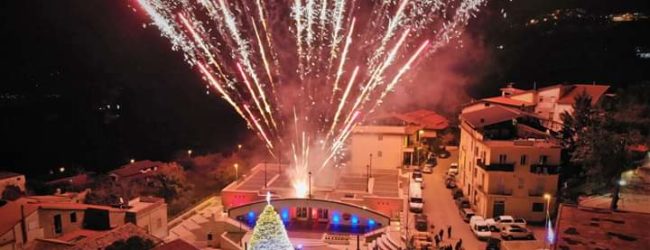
(530, 164), (559, 175)
(477, 159), (515, 172)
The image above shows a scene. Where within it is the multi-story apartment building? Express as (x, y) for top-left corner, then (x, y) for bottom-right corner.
(463, 83), (610, 131)
(457, 105), (561, 222)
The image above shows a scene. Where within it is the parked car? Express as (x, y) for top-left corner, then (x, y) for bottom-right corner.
(451, 188), (464, 200)
(485, 237), (502, 250)
(422, 166), (433, 173)
(447, 162), (459, 176)
(424, 156), (437, 168)
(459, 208), (476, 222)
(414, 214), (429, 232)
(470, 216), (492, 240)
(412, 171), (423, 183)
(445, 178), (457, 188)
(455, 197), (470, 209)
(437, 147), (450, 158)
(485, 215), (524, 231)
(500, 225), (534, 240)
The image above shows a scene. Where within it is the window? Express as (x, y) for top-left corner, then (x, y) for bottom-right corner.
(474, 147), (478, 156)
(499, 154), (507, 164)
(539, 155), (548, 164)
(377, 151), (383, 157)
(520, 155), (527, 165)
(70, 212), (77, 223)
(54, 214), (62, 234)
(378, 135), (383, 141)
(532, 202), (545, 212)
(297, 207), (308, 218)
(207, 233), (213, 241)
(481, 151), (486, 161)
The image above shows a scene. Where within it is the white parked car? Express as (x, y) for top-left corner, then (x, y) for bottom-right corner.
(447, 162), (458, 176)
(469, 216), (492, 240)
(485, 215), (526, 231)
(412, 171), (423, 183)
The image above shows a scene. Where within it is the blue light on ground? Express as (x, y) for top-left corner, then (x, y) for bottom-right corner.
(248, 211), (255, 219)
(332, 214), (340, 224)
(368, 219), (375, 226)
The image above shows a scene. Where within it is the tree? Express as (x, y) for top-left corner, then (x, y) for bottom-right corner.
(561, 89), (643, 209)
(2, 185), (23, 201)
(105, 236), (154, 250)
(248, 203), (293, 250)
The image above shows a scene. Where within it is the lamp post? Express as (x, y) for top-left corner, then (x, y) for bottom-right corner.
(543, 193), (553, 249)
(234, 163), (239, 181)
(369, 153), (373, 178)
(264, 161), (267, 188)
(187, 149), (192, 157)
(308, 171), (312, 198)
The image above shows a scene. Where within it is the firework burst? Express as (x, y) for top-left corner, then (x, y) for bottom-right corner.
(133, 0), (485, 197)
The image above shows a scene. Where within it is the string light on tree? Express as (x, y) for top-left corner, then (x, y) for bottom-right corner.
(248, 192), (293, 250)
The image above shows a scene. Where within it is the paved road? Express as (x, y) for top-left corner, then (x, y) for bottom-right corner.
(419, 148), (486, 250)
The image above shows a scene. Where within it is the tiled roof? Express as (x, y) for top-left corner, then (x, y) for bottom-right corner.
(153, 239), (199, 250)
(555, 204), (650, 250)
(557, 84), (610, 105)
(401, 109), (449, 130)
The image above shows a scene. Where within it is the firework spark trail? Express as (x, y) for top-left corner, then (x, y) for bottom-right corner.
(134, 0), (484, 197)
(329, 17), (355, 103)
(216, 0), (278, 131)
(327, 65), (359, 142)
(366, 0), (408, 74)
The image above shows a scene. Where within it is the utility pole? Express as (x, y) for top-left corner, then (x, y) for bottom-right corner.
(264, 161), (267, 188)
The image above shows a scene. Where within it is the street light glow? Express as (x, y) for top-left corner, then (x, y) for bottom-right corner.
(543, 193), (552, 200)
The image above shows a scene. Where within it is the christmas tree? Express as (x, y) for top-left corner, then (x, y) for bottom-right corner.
(248, 193), (293, 250)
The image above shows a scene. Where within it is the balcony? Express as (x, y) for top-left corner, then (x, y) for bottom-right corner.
(530, 164), (559, 175)
(477, 159), (515, 172)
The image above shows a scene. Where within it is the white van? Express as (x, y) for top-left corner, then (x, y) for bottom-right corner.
(409, 181), (423, 213)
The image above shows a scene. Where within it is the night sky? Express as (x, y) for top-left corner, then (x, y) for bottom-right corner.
(1, 1), (648, 177)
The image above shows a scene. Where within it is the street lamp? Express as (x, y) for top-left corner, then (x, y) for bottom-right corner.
(187, 149), (193, 157)
(308, 171), (312, 198)
(234, 163), (239, 180)
(59, 167), (65, 173)
(543, 193), (554, 248)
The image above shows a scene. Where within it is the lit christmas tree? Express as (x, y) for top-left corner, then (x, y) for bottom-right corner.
(248, 192), (293, 250)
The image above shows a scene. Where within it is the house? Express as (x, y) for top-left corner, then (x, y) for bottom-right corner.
(0, 171), (26, 195)
(553, 204), (650, 250)
(463, 83), (610, 131)
(457, 105), (561, 222)
(44, 173), (93, 193)
(349, 110), (449, 174)
(0, 195), (167, 250)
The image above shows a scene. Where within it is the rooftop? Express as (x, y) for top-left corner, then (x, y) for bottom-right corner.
(0, 171), (23, 179)
(554, 204), (650, 250)
(557, 84), (610, 105)
(153, 238), (199, 250)
(461, 105), (525, 128)
(109, 160), (166, 178)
